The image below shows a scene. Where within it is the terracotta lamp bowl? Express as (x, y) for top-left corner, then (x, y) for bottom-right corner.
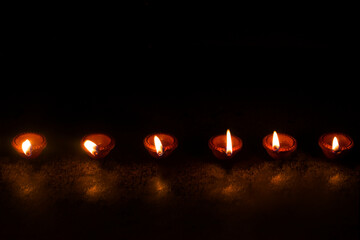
(12, 132), (47, 159)
(81, 133), (115, 159)
(318, 133), (353, 159)
(263, 133), (297, 160)
(144, 133), (178, 159)
(208, 135), (243, 160)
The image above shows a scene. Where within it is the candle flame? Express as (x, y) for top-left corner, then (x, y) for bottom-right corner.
(154, 135), (163, 156)
(22, 139), (32, 156)
(332, 136), (340, 152)
(272, 131), (280, 151)
(84, 140), (99, 156)
(226, 129), (232, 156)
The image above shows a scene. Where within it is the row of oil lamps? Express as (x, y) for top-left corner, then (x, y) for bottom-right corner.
(11, 131), (354, 160)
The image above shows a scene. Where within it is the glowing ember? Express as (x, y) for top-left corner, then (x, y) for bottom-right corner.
(84, 140), (99, 156)
(22, 139), (32, 156)
(332, 136), (340, 152)
(272, 131), (280, 151)
(226, 129), (232, 156)
(154, 135), (163, 156)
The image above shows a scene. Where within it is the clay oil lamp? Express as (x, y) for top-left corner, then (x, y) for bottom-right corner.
(318, 133), (354, 159)
(144, 133), (178, 158)
(12, 132), (47, 159)
(81, 133), (115, 159)
(209, 129), (243, 160)
(263, 131), (297, 160)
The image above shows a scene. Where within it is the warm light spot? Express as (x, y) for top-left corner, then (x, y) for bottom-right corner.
(332, 136), (340, 152)
(84, 140), (98, 156)
(329, 174), (341, 185)
(154, 135), (163, 156)
(154, 178), (168, 193)
(272, 131), (280, 151)
(223, 184), (235, 194)
(22, 139), (32, 156)
(19, 184), (35, 196)
(226, 129), (232, 156)
(271, 173), (288, 186)
(86, 184), (103, 197)
(222, 184), (242, 196)
(328, 173), (348, 189)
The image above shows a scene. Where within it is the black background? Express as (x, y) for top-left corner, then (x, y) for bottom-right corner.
(1, 2), (359, 240)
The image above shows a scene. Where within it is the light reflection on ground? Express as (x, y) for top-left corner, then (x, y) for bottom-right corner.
(0, 157), (358, 204)
(0, 161), (45, 201)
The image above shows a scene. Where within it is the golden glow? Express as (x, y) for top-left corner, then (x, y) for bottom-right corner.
(272, 131), (280, 151)
(226, 129), (232, 156)
(84, 140), (98, 156)
(154, 135), (163, 156)
(332, 136), (340, 152)
(22, 139), (32, 156)
(271, 173), (289, 186)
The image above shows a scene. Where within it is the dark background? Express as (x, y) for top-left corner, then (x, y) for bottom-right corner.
(1, 2), (359, 240)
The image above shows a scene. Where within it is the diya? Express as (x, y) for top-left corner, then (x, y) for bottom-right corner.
(318, 132), (353, 159)
(263, 131), (297, 160)
(144, 133), (178, 158)
(81, 133), (115, 159)
(209, 129), (243, 160)
(12, 132), (47, 159)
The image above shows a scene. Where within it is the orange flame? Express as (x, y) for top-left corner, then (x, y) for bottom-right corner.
(226, 129), (232, 156)
(332, 136), (340, 152)
(154, 135), (163, 156)
(272, 131), (280, 151)
(84, 140), (98, 156)
(22, 139), (32, 156)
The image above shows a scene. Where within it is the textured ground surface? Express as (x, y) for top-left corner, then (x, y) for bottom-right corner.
(0, 153), (359, 239)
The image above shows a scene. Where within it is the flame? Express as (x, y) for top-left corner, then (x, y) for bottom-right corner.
(154, 135), (163, 156)
(22, 139), (32, 156)
(272, 131), (280, 151)
(84, 140), (98, 156)
(332, 136), (340, 152)
(226, 129), (232, 156)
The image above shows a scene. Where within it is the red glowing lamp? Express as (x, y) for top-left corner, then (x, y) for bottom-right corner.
(144, 133), (178, 158)
(12, 132), (47, 159)
(81, 133), (115, 159)
(263, 131), (297, 159)
(209, 129), (243, 160)
(318, 133), (353, 159)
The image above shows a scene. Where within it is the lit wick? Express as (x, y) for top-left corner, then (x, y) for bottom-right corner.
(84, 140), (99, 156)
(332, 136), (340, 153)
(154, 135), (164, 156)
(272, 131), (280, 152)
(226, 129), (233, 156)
(22, 139), (32, 156)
